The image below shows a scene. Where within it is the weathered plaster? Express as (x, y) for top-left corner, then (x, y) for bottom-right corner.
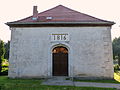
(9, 27), (114, 79)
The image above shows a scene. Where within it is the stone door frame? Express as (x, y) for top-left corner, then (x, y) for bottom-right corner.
(52, 46), (68, 76)
(48, 43), (74, 77)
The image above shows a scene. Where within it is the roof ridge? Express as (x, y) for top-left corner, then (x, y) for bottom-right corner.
(38, 5), (67, 14)
(38, 5), (112, 23)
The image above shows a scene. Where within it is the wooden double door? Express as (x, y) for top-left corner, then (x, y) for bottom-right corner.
(52, 46), (68, 76)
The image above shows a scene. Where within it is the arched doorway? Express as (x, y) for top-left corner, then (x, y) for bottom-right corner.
(52, 46), (68, 76)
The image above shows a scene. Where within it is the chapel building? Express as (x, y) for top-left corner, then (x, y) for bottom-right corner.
(6, 5), (114, 79)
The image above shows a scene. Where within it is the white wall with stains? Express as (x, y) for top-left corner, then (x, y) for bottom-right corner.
(8, 26), (114, 79)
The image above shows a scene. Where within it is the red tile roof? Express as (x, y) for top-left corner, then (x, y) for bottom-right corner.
(7, 5), (114, 27)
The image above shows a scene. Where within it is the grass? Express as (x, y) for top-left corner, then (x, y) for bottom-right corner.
(0, 85), (117, 90)
(0, 76), (117, 90)
(0, 76), (43, 84)
(73, 79), (119, 84)
(72, 73), (120, 84)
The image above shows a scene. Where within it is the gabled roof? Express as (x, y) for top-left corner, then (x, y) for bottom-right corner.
(6, 5), (115, 27)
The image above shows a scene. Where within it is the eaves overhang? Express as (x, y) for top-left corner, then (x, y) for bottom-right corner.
(6, 21), (115, 27)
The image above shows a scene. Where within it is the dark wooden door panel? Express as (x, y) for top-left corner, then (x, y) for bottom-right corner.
(53, 53), (68, 76)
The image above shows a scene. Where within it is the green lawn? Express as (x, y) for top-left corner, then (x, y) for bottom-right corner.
(73, 78), (120, 84)
(0, 76), (117, 90)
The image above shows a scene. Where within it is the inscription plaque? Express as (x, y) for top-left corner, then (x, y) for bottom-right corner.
(51, 33), (69, 41)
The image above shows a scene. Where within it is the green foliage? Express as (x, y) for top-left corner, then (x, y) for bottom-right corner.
(114, 72), (120, 82)
(0, 40), (5, 60)
(1, 59), (8, 75)
(0, 76), (117, 90)
(0, 40), (5, 74)
(116, 72), (120, 76)
(0, 40), (9, 75)
(4, 41), (10, 60)
(2, 59), (9, 67)
(112, 37), (120, 65)
(114, 64), (119, 72)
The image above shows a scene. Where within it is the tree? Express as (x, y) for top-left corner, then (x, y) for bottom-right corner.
(0, 40), (5, 74)
(4, 41), (10, 60)
(112, 37), (120, 65)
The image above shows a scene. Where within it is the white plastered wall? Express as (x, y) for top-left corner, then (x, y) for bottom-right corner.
(8, 26), (114, 78)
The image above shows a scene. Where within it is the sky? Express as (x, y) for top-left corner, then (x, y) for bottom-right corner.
(0, 0), (120, 42)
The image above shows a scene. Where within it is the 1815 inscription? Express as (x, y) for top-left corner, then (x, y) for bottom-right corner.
(51, 33), (69, 41)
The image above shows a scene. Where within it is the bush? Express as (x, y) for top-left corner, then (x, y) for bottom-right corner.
(0, 59), (9, 75)
(0, 71), (8, 76)
(114, 65), (119, 72)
